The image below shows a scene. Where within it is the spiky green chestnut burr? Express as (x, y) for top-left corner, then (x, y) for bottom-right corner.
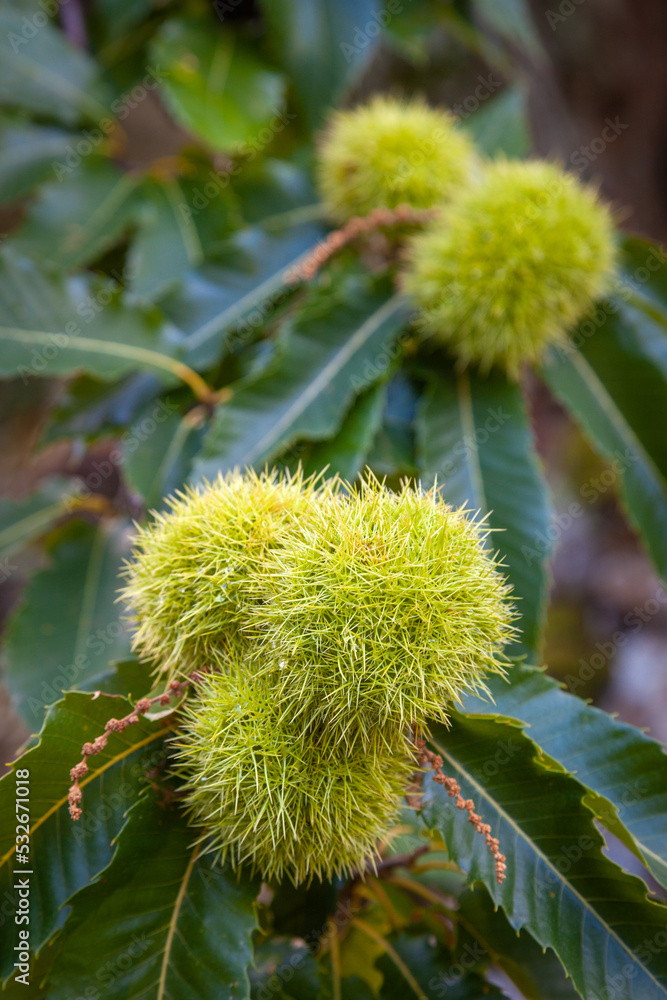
(403, 159), (617, 376)
(173, 669), (412, 884)
(121, 470), (330, 676)
(248, 478), (515, 743)
(317, 95), (475, 222)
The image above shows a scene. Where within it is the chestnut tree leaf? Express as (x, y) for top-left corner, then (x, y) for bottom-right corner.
(150, 18), (285, 152)
(0, 691), (165, 984)
(416, 367), (553, 656)
(48, 792), (260, 1000)
(421, 713), (667, 1000)
(542, 236), (667, 583)
(2, 519), (134, 731)
(464, 661), (667, 889)
(192, 277), (411, 480)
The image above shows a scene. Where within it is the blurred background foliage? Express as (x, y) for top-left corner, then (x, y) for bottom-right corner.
(1, 2), (667, 996)
(1, 0), (666, 756)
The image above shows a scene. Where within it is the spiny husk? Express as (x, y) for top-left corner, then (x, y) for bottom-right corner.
(317, 94), (476, 222)
(124, 470), (514, 883)
(173, 669), (412, 884)
(247, 476), (515, 743)
(403, 158), (617, 377)
(121, 468), (335, 675)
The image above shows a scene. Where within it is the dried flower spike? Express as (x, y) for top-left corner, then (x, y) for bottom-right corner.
(416, 736), (506, 883)
(68, 677), (193, 820)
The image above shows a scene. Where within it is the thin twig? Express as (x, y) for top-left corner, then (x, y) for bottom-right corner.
(285, 204), (435, 285)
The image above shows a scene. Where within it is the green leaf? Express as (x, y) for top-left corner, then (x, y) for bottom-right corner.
(1, 940), (55, 998)
(0, 481), (76, 579)
(11, 160), (143, 270)
(421, 713), (667, 1000)
(464, 661), (667, 889)
(91, 0), (157, 42)
(48, 792), (260, 1000)
(473, 0), (543, 59)
(251, 939), (321, 1000)
(165, 220), (326, 370)
(122, 401), (205, 509)
(341, 909), (388, 995)
(41, 372), (163, 444)
(416, 367), (553, 655)
(128, 178), (204, 302)
(456, 887), (579, 999)
(365, 373), (418, 480)
(383, 862), (577, 997)
(296, 380), (389, 480)
(621, 237), (667, 308)
(2, 518), (133, 731)
(192, 278), (411, 480)
(0, 121), (73, 204)
(0, 690), (163, 983)
(78, 656), (156, 699)
(0, 249), (199, 391)
(541, 303), (667, 581)
(376, 934), (507, 1000)
(463, 83), (530, 158)
(259, 0), (380, 130)
(150, 17), (285, 152)
(232, 159), (321, 227)
(0, 11), (107, 124)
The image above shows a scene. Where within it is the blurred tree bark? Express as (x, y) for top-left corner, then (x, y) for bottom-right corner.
(524, 0), (667, 240)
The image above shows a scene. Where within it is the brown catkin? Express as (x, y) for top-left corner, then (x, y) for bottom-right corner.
(416, 736), (506, 884)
